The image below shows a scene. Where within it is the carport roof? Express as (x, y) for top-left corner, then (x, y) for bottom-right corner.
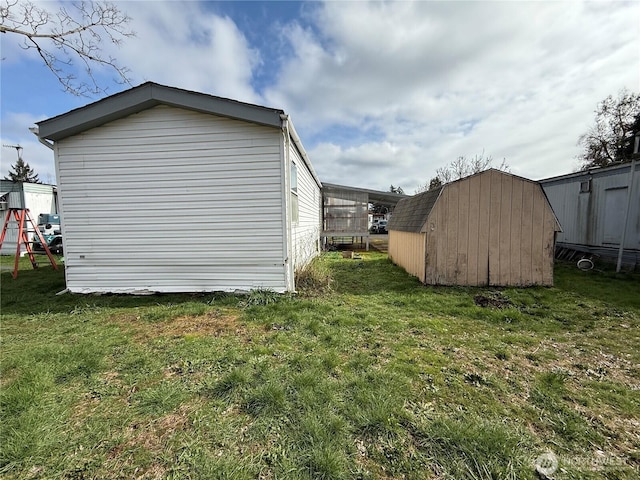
(322, 183), (408, 206)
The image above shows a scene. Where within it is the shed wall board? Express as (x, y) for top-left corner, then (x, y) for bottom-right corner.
(424, 198), (439, 285)
(456, 178), (469, 285)
(466, 173), (480, 285)
(487, 171), (501, 285)
(388, 230), (426, 281)
(477, 171), (491, 284)
(520, 181), (534, 284)
(419, 170), (558, 286)
(497, 172), (513, 285)
(55, 105), (289, 293)
(435, 185), (448, 284)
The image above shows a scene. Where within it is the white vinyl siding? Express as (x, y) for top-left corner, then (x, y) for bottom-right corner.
(542, 167), (640, 250)
(289, 141), (321, 272)
(55, 105), (287, 293)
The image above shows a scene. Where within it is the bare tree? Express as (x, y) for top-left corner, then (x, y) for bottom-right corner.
(1, 0), (134, 96)
(416, 152), (509, 193)
(577, 89), (640, 169)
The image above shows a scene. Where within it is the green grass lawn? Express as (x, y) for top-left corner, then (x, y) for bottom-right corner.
(1, 253), (639, 479)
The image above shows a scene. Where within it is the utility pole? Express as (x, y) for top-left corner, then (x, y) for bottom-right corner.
(616, 132), (640, 273)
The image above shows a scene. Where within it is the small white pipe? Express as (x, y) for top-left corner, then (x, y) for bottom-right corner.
(29, 126), (54, 150)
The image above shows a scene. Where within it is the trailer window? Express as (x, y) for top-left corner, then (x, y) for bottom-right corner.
(580, 179), (591, 193)
(291, 162), (299, 223)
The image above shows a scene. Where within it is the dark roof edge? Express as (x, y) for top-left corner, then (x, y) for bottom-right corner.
(37, 82), (285, 141)
(539, 162), (633, 184)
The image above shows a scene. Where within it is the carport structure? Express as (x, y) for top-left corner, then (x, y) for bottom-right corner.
(321, 183), (406, 250)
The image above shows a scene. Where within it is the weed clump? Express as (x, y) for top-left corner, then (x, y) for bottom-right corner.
(295, 257), (333, 296)
(240, 288), (281, 307)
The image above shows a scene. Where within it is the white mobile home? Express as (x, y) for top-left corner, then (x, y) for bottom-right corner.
(541, 163), (639, 268)
(36, 82), (322, 293)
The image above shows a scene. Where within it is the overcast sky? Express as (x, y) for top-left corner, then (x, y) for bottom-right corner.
(1, 0), (638, 192)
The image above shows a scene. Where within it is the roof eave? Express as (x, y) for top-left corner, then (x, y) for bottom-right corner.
(285, 116), (322, 189)
(37, 82), (284, 141)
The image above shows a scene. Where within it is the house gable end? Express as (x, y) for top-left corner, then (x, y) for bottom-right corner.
(38, 82), (284, 141)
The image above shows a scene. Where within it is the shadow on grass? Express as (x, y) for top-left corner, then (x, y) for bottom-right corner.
(553, 261), (640, 310)
(0, 266), (234, 316)
(327, 256), (425, 296)
(3, 255), (638, 318)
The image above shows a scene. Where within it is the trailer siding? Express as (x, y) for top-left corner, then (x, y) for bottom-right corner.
(55, 105), (288, 293)
(542, 165), (640, 252)
(289, 140), (321, 275)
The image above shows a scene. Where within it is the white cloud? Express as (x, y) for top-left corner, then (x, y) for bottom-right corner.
(265, 0), (640, 192)
(1, 112), (56, 185)
(2, 0), (638, 193)
(309, 141), (423, 190)
(113, 2), (261, 103)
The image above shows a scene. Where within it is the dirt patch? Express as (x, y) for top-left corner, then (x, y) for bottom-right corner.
(369, 235), (388, 253)
(101, 404), (195, 479)
(474, 293), (512, 309)
(110, 309), (249, 342)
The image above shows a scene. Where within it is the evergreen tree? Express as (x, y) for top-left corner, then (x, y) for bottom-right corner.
(4, 156), (41, 183)
(428, 177), (442, 190)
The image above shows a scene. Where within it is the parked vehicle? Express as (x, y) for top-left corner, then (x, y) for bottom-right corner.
(33, 213), (63, 254)
(370, 220), (388, 234)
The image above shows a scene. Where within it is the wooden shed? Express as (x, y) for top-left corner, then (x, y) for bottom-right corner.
(388, 169), (561, 286)
(35, 82), (322, 294)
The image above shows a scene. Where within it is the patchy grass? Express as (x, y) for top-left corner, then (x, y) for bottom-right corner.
(1, 252), (639, 479)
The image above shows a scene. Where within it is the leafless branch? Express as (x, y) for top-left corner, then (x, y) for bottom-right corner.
(416, 151), (510, 193)
(1, 0), (134, 96)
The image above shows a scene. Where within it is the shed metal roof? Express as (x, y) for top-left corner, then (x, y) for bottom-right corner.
(387, 186), (442, 233)
(37, 82), (285, 141)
